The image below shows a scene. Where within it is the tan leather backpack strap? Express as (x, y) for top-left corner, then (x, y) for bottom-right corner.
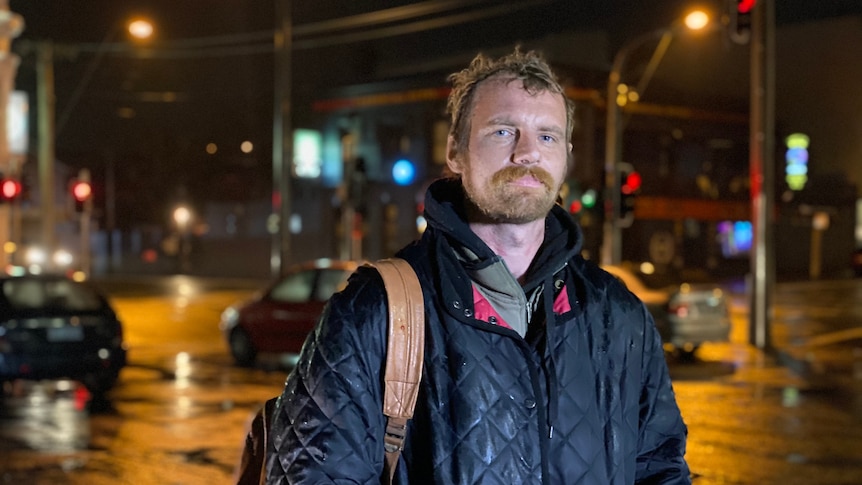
(371, 258), (425, 485)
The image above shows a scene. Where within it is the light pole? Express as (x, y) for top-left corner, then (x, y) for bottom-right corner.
(601, 9), (712, 266)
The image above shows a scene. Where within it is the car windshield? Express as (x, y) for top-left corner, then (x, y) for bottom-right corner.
(269, 268), (353, 303)
(269, 271), (315, 303)
(2, 278), (104, 311)
(315, 269), (352, 300)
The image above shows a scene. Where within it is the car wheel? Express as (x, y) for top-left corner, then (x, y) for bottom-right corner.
(673, 345), (700, 362)
(83, 368), (121, 396)
(230, 327), (257, 367)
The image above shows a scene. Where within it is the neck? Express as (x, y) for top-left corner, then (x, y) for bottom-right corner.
(469, 219), (545, 283)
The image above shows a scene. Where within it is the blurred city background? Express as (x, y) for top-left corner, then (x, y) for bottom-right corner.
(1, 0), (860, 282)
(1, 1), (862, 484)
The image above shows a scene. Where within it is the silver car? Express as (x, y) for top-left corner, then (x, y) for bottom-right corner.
(602, 264), (730, 357)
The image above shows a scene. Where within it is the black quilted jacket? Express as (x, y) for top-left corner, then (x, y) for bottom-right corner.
(267, 179), (690, 484)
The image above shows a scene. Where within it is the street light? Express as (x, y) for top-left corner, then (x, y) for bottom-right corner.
(127, 19), (155, 40)
(173, 205), (192, 230)
(601, 8), (713, 266)
(56, 17), (154, 135)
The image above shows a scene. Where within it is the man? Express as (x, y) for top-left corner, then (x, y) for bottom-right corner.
(267, 48), (690, 484)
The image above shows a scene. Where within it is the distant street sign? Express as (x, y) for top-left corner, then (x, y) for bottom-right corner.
(649, 231), (675, 265)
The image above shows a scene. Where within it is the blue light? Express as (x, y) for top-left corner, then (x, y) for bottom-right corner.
(718, 220), (753, 257)
(392, 159), (416, 186)
(785, 164), (808, 176)
(733, 221), (753, 252)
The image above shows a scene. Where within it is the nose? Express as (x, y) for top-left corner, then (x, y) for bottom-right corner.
(512, 133), (540, 165)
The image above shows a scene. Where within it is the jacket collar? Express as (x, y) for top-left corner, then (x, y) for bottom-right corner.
(423, 178), (583, 292)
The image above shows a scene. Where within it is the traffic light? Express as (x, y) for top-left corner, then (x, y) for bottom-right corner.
(567, 189), (597, 216)
(71, 180), (92, 213)
(619, 169), (641, 220)
(0, 178), (22, 202)
(785, 133), (809, 191)
(727, 0), (755, 45)
(580, 189), (597, 210)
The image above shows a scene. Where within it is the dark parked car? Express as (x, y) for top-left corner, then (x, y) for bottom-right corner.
(0, 274), (127, 394)
(220, 259), (361, 366)
(602, 264), (730, 357)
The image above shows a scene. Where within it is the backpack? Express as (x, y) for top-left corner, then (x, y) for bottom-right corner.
(235, 258), (425, 485)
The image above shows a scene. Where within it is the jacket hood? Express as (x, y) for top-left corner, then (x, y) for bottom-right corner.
(424, 177), (583, 291)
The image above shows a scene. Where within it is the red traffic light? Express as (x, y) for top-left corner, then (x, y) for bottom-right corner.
(621, 171), (642, 194)
(0, 178), (22, 200)
(72, 181), (92, 202)
(737, 0), (756, 14)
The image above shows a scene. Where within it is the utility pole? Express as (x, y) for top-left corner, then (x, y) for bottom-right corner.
(272, 0), (292, 277)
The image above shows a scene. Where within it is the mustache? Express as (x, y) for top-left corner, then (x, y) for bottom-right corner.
(491, 166), (554, 189)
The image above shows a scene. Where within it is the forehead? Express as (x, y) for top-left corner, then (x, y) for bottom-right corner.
(471, 77), (566, 123)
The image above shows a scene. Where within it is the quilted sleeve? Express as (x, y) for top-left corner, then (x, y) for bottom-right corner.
(266, 268), (389, 485)
(635, 304), (692, 484)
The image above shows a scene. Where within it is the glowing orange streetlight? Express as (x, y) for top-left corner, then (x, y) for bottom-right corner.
(127, 18), (154, 40)
(684, 10), (711, 31)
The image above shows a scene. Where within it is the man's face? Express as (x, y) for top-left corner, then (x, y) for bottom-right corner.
(446, 77), (572, 224)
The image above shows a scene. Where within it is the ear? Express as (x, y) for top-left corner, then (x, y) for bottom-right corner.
(445, 134), (463, 175)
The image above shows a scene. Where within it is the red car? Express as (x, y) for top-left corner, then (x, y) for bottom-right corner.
(219, 259), (361, 366)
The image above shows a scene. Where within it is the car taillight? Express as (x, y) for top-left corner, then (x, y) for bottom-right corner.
(668, 303), (690, 318)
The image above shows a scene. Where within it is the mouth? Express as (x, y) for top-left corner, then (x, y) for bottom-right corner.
(509, 174), (545, 188)
(492, 166), (554, 191)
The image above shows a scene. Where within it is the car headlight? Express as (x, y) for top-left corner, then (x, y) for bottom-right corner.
(219, 306), (239, 332)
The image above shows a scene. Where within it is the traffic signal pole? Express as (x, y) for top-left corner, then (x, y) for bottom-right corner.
(77, 168), (93, 276)
(0, 1), (22, 270)
(748, 0), (775, 350)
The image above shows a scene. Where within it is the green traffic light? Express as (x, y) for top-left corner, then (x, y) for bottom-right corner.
(581, 189), (597, 208)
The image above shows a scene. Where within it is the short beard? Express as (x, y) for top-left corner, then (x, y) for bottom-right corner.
(464, 166), (559, 224)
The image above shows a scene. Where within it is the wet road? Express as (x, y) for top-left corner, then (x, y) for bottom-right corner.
(673, 278), (862, 484)
(1, 275), (861, 484)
